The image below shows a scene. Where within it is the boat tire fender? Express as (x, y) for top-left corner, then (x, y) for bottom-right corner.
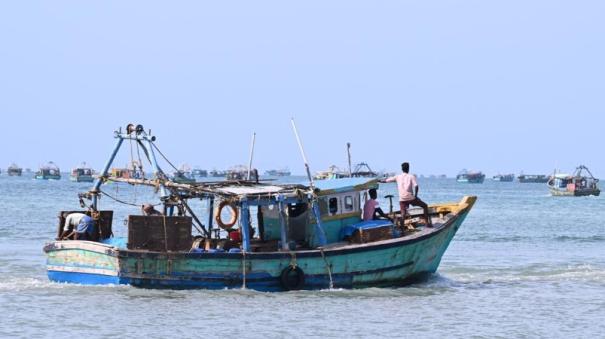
(280, 265), (305, 291)
(215, 201), (238, 230)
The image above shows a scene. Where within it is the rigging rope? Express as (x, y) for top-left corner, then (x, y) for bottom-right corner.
(99, 190), (161, 207)
(150, 142), (180, 173)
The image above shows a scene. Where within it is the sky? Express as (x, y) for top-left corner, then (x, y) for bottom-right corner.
(1, 1), (604, 177)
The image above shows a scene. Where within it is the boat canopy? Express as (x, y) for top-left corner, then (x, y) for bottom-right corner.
(311, 177), (379, 196)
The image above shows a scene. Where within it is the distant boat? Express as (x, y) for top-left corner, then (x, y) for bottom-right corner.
(70, 162), (94, 182)
(492, 173), (514, 182)
(7, 163), (22, 176)
(209, 169), (227, 177)
(172, 164), (196, 184)
(171, 165), (195, 184)
(314, 165), (348, 180)
(192, 168), (208, 177)
(110, 168), (138, 180)
(350, 162), (385, 178)
(518, 174), (550, 183)
(265, 168), (291, 176)
(548, 165), (600, 197)
(456, 170), (485, 183)
(226, 165), (258, 181)
(35, 162), (61, 180)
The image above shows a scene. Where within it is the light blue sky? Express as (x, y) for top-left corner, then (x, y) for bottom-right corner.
(1, 1), (603, 176)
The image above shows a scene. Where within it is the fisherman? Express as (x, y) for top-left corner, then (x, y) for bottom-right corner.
(362, 188), (392, 222)
(142, 203), (163, 216)
(59, 212), (95, 240)
(382, 162), (432, 227)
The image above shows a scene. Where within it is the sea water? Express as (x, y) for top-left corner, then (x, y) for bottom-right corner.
(0, 175), (603, 338)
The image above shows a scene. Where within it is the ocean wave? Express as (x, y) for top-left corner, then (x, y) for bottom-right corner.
(443, 263), (605, 286)
(554, 235), (605, 243)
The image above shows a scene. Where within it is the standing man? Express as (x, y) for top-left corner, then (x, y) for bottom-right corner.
(382, 162), (432, 227)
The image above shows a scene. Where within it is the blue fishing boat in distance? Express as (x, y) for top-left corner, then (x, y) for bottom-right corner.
(456, 169), (485, 183)
(44, 124), (477, 291)
(35, 161), (61, 180)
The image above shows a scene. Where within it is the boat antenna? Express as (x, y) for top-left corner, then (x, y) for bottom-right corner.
(290, 118), (314, 189)
(247, 132), (256, 181)
(347, 142), (352, 178)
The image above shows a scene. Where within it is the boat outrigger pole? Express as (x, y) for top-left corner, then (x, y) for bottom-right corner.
(290, 118), (314, 189)
(90, 124), (169, 211)
(290, 118), (327, 247)
(247, 132), (256, 181)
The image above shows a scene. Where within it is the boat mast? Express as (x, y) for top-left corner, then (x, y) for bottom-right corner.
(246, 132), (256, 181)
(290, 118), (314, 189)
(90, 124), (169, 211)
(347, 142), (352, 178)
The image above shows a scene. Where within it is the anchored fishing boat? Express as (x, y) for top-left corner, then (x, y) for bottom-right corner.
(547, 166), (600, 197)
(456, 170), (485, 183)
(265, 168), (291, 176)
(350, 162), (385, 178)
(518, 173), (550, 183)
(314, 165), (348, 180)
(492, 173), (514, 182)
(70, 162), (95, 182)
(192, 168), (208, 177)
(44, 124), (476, 291)
(35, 162), (61, 180)
(226, 165), (258, 181)
(7, 163), (23, 176)
(172, 165), (196, 184)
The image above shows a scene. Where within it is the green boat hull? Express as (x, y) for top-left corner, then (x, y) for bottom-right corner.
(44, 201), (473, 291)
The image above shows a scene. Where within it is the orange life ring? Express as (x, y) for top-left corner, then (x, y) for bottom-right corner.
(215, 200), (238, 229)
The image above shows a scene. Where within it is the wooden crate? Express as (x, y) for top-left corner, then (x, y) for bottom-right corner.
(350, 225), (393, 244)
(127, 215), (192, 252)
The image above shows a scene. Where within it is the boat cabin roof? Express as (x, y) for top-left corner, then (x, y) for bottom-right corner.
(311, 177), (379, 196)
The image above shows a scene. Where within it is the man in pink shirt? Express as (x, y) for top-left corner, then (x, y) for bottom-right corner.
(363, 188), (392, 222)
(382, 162), (432, 227)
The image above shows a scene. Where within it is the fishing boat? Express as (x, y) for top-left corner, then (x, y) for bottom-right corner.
(209, 169), (227, 177)
(350, 162), (385, 178)
(70, 162), (95, 182)
(547, 166), (600, 197)
(226, 165), (258, 181)
(172, 171), (196, 184)
(492, 173), (514, 182)
(7, 163), (23, 176)
(192, 168), (208, 177)
(456, 170), (485, 183)
(172, 165), (196, 184)
(265, 168), (291, 176)
(518, 174), (550, 183)
(43, 124), (477, 291)
(35, 162), (61, 180)
(314, 165), (348, 180)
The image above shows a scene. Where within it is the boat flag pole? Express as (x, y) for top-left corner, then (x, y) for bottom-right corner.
(347, 142), (352, 178)
(247, 132), (256, 181)
(290, 118), (314, 189)
(291, 118), (326, 247)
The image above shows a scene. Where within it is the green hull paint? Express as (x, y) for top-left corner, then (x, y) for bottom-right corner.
(45, 207), (471, 291)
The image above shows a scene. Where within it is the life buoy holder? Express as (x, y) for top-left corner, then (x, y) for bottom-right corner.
(215, 200), (239, 230)
(280, 265), (305, 291)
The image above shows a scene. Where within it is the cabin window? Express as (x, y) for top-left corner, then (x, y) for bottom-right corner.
(328, 197), (339, 215)
(344, 196), (354, 211)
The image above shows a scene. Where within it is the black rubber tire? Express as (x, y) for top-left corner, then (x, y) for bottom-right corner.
(280, 265), (305, 291)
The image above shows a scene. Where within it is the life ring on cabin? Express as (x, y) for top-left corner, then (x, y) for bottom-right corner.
(280, 265), (305, 291)
(215, 200), (239, 230)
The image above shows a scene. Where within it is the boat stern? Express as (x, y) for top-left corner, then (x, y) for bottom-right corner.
(44, 241), (126, 285)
